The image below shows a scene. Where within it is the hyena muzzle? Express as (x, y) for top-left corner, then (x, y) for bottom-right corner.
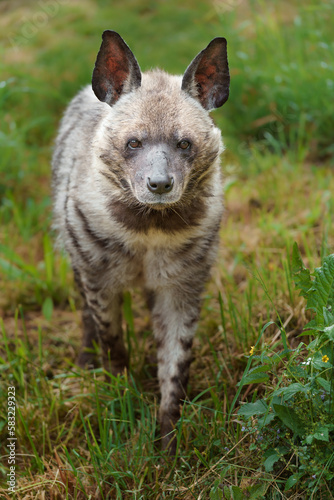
(52, 31), (229, 454)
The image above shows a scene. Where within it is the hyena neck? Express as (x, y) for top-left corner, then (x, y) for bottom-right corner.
(108, 190), (208, 234)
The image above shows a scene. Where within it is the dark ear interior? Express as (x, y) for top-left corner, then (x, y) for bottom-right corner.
(181, 37), (230, 110)
(92, 30), (141, 106)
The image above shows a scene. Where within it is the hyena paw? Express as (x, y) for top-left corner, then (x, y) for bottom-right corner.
(160, 411), (180, 456)
(103, 357), (129, 381)
(77, 349), (100, 370)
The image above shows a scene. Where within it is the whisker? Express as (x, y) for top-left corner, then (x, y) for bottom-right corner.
(169, 207), (189, 226)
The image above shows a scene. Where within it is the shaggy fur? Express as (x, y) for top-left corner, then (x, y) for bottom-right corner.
(52, 31), (229, 453)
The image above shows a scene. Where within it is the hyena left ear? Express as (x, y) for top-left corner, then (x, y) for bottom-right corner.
(182, 37), (230, 110)
(92, 31), (142, 106)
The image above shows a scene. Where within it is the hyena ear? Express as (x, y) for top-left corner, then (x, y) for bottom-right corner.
(92, 30), (142, 106)
(182, 37), (230, 110)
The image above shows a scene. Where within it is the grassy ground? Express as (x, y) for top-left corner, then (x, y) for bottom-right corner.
(1, 0), (334, 498)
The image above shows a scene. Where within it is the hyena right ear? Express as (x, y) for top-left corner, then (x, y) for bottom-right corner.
(182, 37), (230, 111)
(92, 31), (141, 106)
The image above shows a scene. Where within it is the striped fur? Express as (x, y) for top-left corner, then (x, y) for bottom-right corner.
(52, 31), (229, 454)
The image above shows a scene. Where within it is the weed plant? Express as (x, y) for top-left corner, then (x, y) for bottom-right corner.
(238, 244), (334, 497)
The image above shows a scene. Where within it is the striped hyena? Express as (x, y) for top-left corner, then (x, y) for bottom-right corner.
(52, 31), (229, 453)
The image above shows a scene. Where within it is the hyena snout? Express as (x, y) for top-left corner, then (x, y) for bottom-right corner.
(147, 172), (174, 194)
(146, 149), (174, 195)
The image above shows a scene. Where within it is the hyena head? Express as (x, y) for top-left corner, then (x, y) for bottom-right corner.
(92, 31), (230, 209)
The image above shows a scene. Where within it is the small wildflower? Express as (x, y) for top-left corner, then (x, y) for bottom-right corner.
(321, 392), (326, 401)
(224, 447), (229, 452)
(249, 346), (255, 355)
(312, 474), (316, 479)
(241, 426), (246, 432)
(322, 355), (329, 363)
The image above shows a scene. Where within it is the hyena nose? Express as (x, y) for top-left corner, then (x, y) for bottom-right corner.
(147, 174), (174, 194)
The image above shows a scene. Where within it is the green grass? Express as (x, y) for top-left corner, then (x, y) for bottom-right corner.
(1, 0), (334, 498)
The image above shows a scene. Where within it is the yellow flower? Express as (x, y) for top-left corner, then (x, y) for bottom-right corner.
(322, 355), (329, 363)
(249, 346), (255, 355)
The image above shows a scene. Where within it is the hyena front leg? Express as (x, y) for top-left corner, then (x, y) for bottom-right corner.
(150, 288), (201, 454)
(76, 274), (128, 377)
(77, 302), (100, 369)
(73, 268), (100, 369)
(94, 292), (129, 378)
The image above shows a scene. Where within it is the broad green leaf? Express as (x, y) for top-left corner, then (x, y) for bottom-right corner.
(302, 318), (320, 332)
(313, 425), (329, 442)
(223, 486), (231, 500)
(284, 473), (303, 491)
(292, 243), (313, 299)
(263, 448), (281, 472)
(238, 364), (271, 386)
(273, 404), (305, 436)
(292, 242), (306, 274)
(308, 255), (334, 326)
(323, 324), (334, 341)
(239, 372), (270, 385)
(323, 309), (334, 328)
(307, 338), (319, 350)
(292, 245), (334, 328)
(257, 412), (276, 428)
(247, 364), (271, 375)
(210, 486), (223, 500)
(231, 486), (244, 500)
(316, 377), (331, 392)
(273, 383), (309, 401)
(313, 356), (332, 370)
(248, 483), (268, 499)
(238, 399), (268, 417)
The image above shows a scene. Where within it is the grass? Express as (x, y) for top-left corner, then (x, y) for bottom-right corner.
(0, 0), (334, 497)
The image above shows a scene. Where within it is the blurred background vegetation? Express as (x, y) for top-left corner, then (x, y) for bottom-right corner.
(1, 0), (334, 497)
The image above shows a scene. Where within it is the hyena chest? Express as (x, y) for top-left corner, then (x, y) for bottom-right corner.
(106, 234), (186, 290)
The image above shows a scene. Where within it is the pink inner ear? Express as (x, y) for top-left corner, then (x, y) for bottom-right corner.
(198, 63), (217, 81)
(196, 61), (216, 81)
(104, 45), (130, 90)
(195, 61), (217, 101)
(93, 31), (141, 104)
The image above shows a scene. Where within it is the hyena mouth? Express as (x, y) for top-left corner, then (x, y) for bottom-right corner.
(141, 197), (179, 211)
(138, 193), (182, 210)
(134, 176), (182, 208)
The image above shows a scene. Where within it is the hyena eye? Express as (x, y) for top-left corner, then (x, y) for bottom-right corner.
(127, 139), (142, 149)
(177, 139), (191, 150)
